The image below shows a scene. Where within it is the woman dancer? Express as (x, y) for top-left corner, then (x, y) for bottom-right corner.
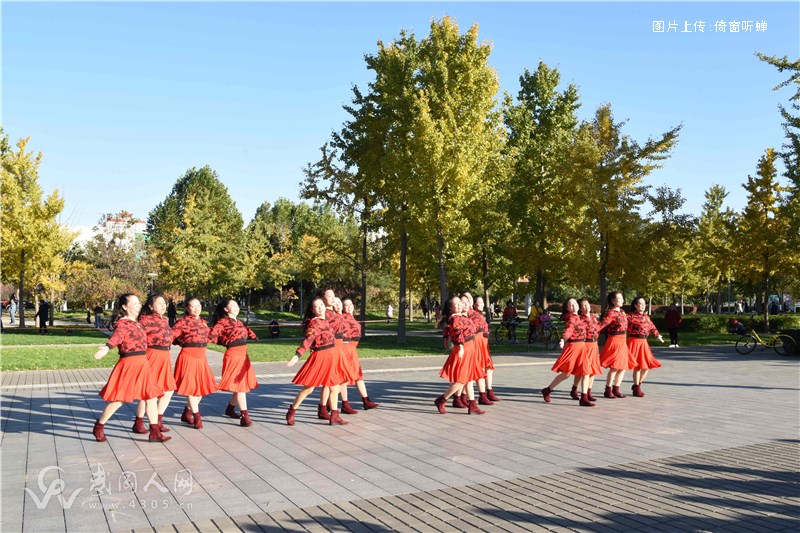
(340, 298), (379, 410)
(209, 298), (258, 427)
(286, 297), (346, 426)
(172, 297), (217, 429)
(627, 296), (664, 397)
(133, 293), (176, 435)
(463, 293), (496, 405)
(570, 298), (603, 403)
(318, 289), (346, 419)
(541, 298), (593, 406)
(434, 297), (485, 415)
(91, 293), (169, 443)
(598, 291), (629, 399)
(473, 295), (501, 402)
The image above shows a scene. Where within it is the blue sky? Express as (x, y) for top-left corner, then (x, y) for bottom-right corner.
(4, 1), (798, 232)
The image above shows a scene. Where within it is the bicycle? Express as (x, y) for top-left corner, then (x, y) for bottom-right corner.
(527, 320), (559, 349)
(735, 329), (796, 356)
(494, 318), (520, 343)
(101, 315), (115, 332)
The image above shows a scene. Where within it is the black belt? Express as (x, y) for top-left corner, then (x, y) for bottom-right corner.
(629, 334), (647, 339)
(315, 344), (334, 352)
(119, 351), (146, 358)
(583, 339), (597, 343)
(226, 339), (248, 348)
(607, 331), (626, 336)
(464, 335), (475, 342)
(565, 339), (585, 343)
(147, 345), (170, 351)
(334, 334), (344, 339)
(182, 343), (207, 348)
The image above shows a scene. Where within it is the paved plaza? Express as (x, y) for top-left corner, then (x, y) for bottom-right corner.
(1, 343), (798, 532)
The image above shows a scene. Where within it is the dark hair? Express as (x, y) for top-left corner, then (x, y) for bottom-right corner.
(603, 291), (625, 318)
(577, 298), (591, 316)
(138, 292), (166, 319)
(210, 297), (234, 327)
(437, 295), (460, 329)
(303, 296), (325, 335)
(111, 293), (137, 327)
(562, 298), (576, 315)
(631, 296), (646, 313)
(183, 296), (200, 317)
(342, 298), (356, 314)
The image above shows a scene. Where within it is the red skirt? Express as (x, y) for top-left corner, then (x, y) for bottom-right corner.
(576, 341), (603, 376)
(440, 339), (484, 384)
(627, 337), (662, 370)
(599, 334), (630, 370)
(146, 347), (176, 392)
(174, 346), (218, 396)
(218, 345), (258, 392)
(341, 341), (364, 385)
(466, 339), (487, 381)
(476, 332), (495, 370)
(551, 341), (586, 376)
(100, 355), (163, 403)
(292, 346), (343, 387)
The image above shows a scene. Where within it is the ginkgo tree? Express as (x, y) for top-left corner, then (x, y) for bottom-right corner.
(573, 105), (681, 305)
(735, 149), (788, 330)
(0, 130), (75, 327)
(148, 166), (245, 299)
(503, 61), (581, 306)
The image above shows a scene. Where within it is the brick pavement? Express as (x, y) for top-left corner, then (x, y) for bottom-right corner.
(1, 345), (798, 532)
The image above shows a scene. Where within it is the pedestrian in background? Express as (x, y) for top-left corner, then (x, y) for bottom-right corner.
(8, 295), (17, 325)
(35, 299), (50, 334)
(665, 303), (682, 348)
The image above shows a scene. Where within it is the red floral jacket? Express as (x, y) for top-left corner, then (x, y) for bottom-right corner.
(106, 318), (147, 355)
(209, 317), (258, 347)
(172, 316), (210, 346)
(295, 317), (335, 357)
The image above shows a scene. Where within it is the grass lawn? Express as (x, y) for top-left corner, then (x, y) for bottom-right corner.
(250, 325), (303, 338)
(669, 332), (737, 346)
(362, 320), (441, 332)
(1, 327), (109, 346)
(0, 328), (740, 371)
(0, 346), (112, 370)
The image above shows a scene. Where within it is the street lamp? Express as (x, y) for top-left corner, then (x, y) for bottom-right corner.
(147, 273), (157, 295)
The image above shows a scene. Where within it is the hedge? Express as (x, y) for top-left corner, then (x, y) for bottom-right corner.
(651, 313), (800, 334)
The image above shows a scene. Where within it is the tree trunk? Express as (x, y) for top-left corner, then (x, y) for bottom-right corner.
(482, 245), (491, 324)
(18, 250), (26, 328)
(425, 288), (432, 323)
(246, 288), (251, 326)
(599, 234), (609, 307)
(763, 275), (770, 333)
(680, 293), (684, 314)
(541, 275), (548, 309)
(408, 289), (413, 322)
(360, 230), (368, 322)
(727, 279), (732, 315)
(398, 225), (408, 345)
(299, 282), (304, 319)
(534, 270), (543, 305)
(436, 225), (448, 306)
(49, 287), (55, 326)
